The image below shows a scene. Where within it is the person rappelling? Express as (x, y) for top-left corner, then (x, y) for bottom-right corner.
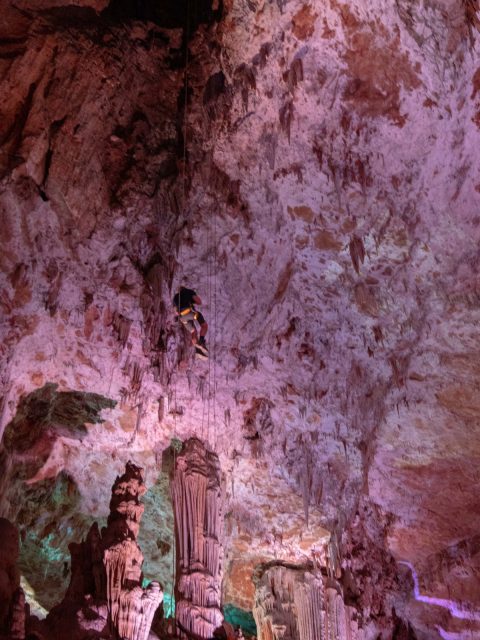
(173, 285), (209, 359)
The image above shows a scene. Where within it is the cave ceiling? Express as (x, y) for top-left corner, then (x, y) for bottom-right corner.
(1, 0), (480, 637)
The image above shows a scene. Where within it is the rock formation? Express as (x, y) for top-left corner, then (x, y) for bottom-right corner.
(8, 588), (27, 640)
(0, 518), (26, 640)
(1, 0), (480, 636)
(102, 461), (162, 640)
(253, 563), (363, 640)
(46, 461), (162, 640)
(171, 438), (224, 638)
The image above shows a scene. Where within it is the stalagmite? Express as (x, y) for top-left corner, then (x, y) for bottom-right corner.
(101, 461), (163, 640)
(48, 461), (162, 640)
(171, 438), (224, 638)
(253, 564), (365, 640)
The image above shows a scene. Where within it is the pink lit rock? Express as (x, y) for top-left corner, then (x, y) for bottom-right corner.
(253, 563), (365, 640)
(45, 462), (162, 640)
(1, 0), (480, 636)
(171, 438), (224, 638)
(8, 588), (26, 640)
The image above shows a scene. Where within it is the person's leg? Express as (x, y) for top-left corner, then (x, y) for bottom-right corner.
(188, 321), (198, 345)
(195, 312), (208, 344)
(194, 312), (208, 354)
(181, 314), (198, 345)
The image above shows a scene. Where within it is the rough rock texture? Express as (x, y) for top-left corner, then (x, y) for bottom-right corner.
(0, 384), (117, 609)
(8, 588), (27, 640)
(1, 0), (480, 637)
(102, 461), (162, 640)
(253, 563), (364, 640)
(44, 461), (162, 640)
(171, 437), (224, 638)
(0, 518), (26, 640)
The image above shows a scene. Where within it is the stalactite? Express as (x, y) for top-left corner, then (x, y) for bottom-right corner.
(253, 564), (365, 640)
(171, 438), (224, 639)
(112, 311), (133, 349)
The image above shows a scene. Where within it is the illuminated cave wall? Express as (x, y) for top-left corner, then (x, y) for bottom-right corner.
(1, 0), (480, 638)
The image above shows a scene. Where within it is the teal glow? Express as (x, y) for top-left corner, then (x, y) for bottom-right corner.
(163, 592), (175, 617)
(26, 531), (64, 563)
(16, 472), (105, 611)
(137, 471), (175, 612)
(171, 437), (183, 452)
(224, 604), (257, 636)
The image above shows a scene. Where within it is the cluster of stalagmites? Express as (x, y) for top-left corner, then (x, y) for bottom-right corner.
(252, 563), (364, 640)
(170, 438), (224, 639)
(45, 461), (162, 640)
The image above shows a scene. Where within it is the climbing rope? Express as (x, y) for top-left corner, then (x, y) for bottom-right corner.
(207, 210), (213, 447)
(169, 0), (192, 628)
(168, 3), (226, 623)
(213, 204), (218, 451)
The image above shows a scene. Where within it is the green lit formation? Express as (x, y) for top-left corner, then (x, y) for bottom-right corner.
(163, 592), (175, 618)
(224, 603), (257, 636)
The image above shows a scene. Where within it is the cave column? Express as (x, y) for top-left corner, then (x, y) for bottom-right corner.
(171, 438), (224, 638)
(253, 564), (364, 640)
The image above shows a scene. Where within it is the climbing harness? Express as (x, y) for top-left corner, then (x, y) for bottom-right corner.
(179, 306), (195, 316)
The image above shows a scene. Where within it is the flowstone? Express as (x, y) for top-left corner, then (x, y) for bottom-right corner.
(170, 438), (224, 639)
(253, 563), (364, 640)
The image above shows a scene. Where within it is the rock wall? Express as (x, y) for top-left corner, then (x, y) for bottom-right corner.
(0, 518), (26, 640)
(171, 437), (224, 638)
(0, 0), (190, 610)
(1, 0), (480, 636)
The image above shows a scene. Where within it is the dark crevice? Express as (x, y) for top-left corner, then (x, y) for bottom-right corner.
(0, 81), (37, 177)
(38, 187), (49, 202)
(0, 47), (27, 59)
(2, 382), (116, 453)
(102, 0), (223, 32)
(42, 116), (67, 190)
(0, 82), (37, 151)
(32, 0), (224, 36)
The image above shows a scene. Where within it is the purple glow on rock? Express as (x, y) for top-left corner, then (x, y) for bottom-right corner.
(399, 560), (480, 624)
(437, 629), (472, 640)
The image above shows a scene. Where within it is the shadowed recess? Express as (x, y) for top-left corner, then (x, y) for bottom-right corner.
(102, 0), (223, 30)
(17, 472), (104, 611)
(137, 466), (175, 608)
(2, 382), (116, 452)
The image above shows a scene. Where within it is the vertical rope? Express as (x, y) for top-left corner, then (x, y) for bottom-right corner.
(170, 0), (191, 628)
(206, 211), (213, 447)
(213, 205), (218, 451)
(201, 375), (206, 441)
